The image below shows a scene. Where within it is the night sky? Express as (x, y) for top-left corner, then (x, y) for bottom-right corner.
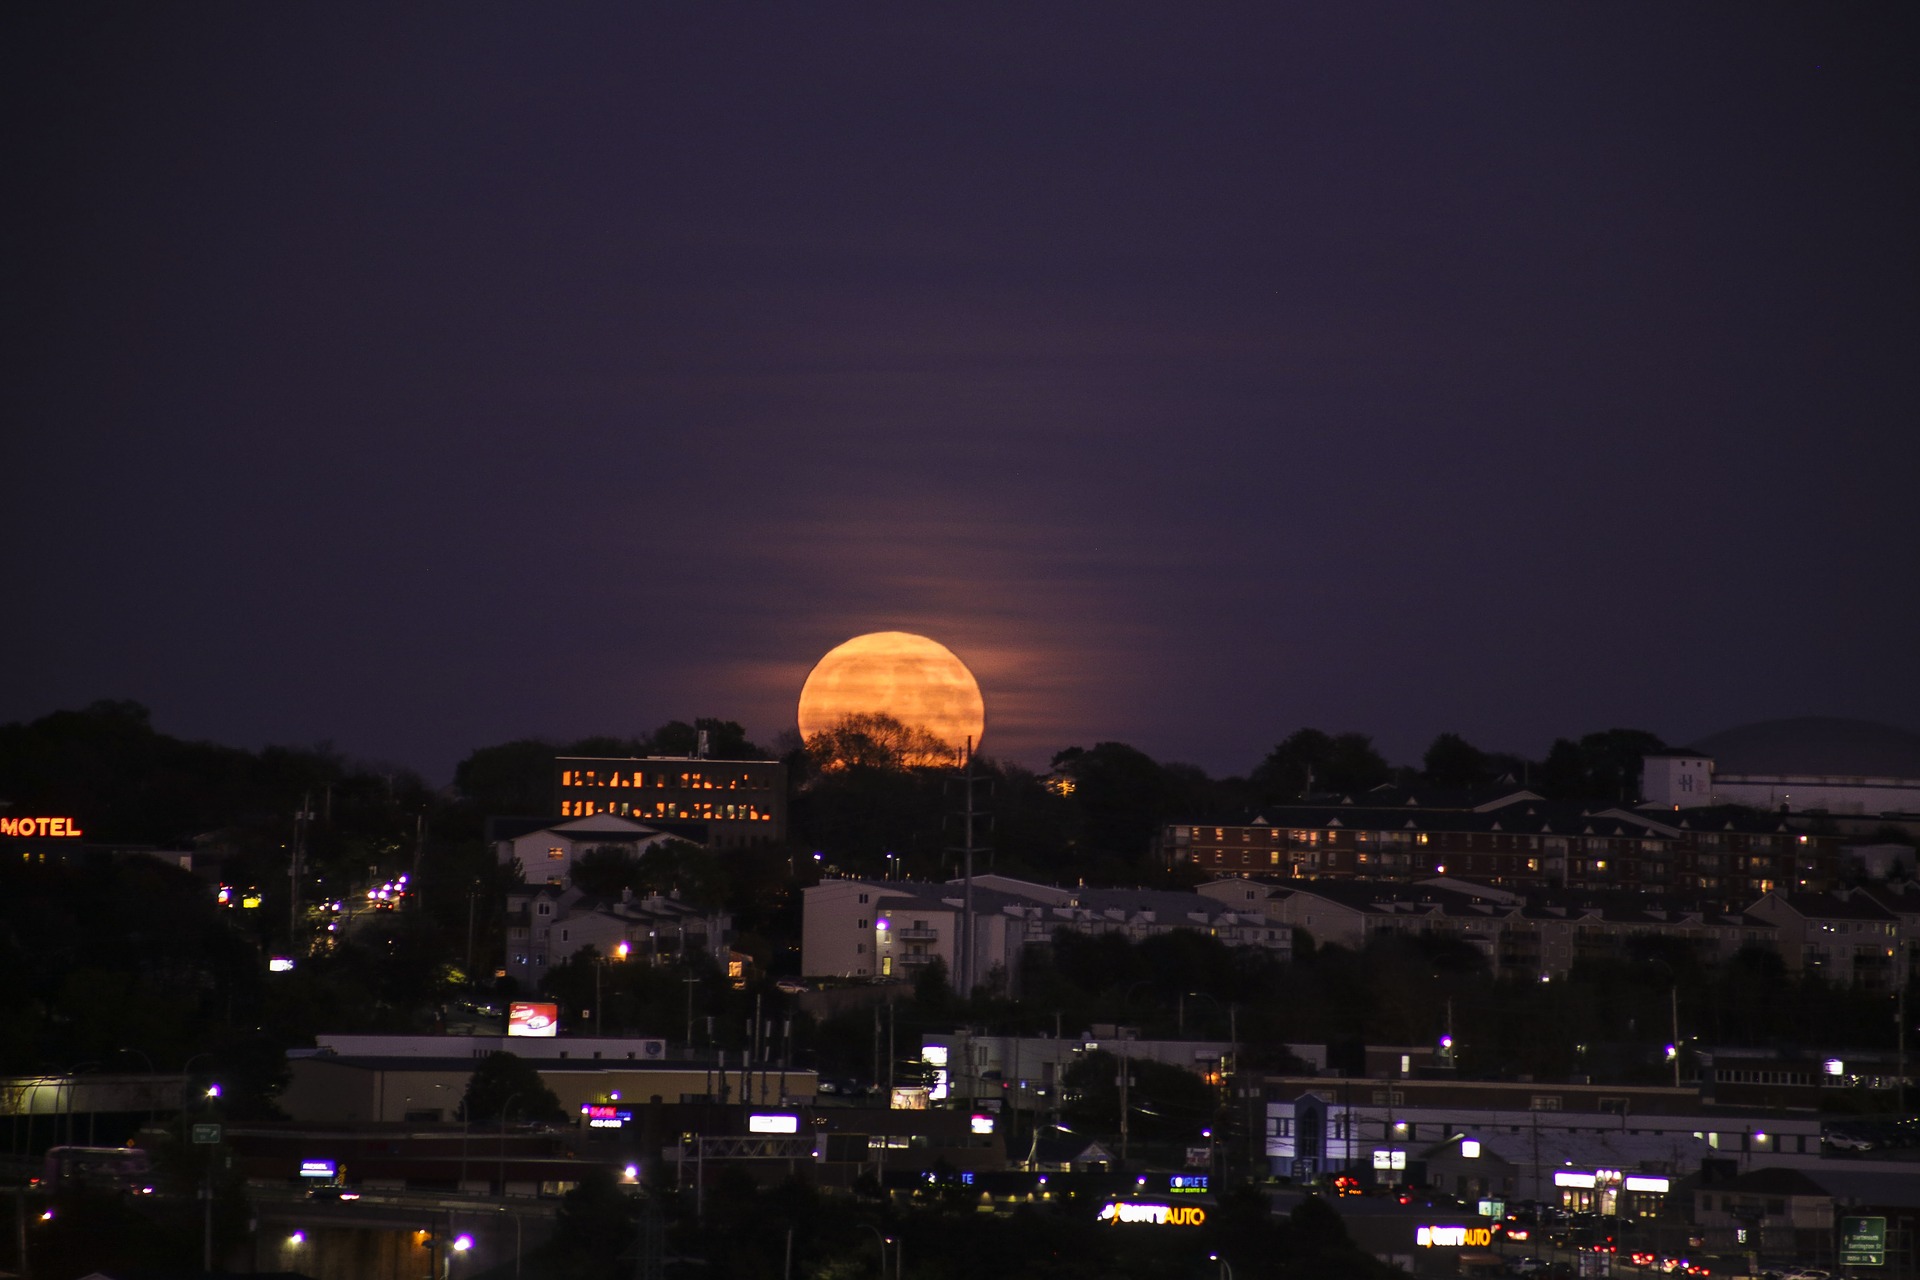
(6, 5), (1916, 782)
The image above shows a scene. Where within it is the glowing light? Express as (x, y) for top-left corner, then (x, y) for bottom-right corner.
(0, 816), (83, 837)
(289, 1231), (305, 1245)
(748, 1113), (798, 1134)
(452, 1234), (473, 1252)
(797, 632), (985, 762)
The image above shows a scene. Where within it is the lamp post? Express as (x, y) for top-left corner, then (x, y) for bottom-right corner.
(858, 1224), (890, 1278)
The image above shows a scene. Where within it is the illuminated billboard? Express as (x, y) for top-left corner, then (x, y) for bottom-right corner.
(581, 1104), (632, 1130)
(748, 1114), (799, 1134)
(508, 1002), (559, 1037)
(1418, 1226), (1493, 1248)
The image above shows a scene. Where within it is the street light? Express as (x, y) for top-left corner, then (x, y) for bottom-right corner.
(858, 1224), (893, 1279)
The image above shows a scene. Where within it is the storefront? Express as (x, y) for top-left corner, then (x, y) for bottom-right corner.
(1553, 1167), (1671, 1218)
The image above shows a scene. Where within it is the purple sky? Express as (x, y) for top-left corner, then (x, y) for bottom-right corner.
(5, 5), (1916, 783)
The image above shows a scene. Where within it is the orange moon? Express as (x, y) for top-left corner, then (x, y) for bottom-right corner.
(797, 632), (986, 758)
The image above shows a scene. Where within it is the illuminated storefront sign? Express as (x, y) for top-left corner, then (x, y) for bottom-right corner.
(970, 1114), (995, 1135)
(1554, 1169), (1654, 1191)
(299, 1160), (337, 1179)
(921, 1045), (950, 1100)
(581, 1105), (632, 1129)
(1418, 1226), (1493, 1248)
(1097, 1201), (1207, 1227)
(1168, 1175), (1209, 1193)
(748, 1114), (798, 1134)
(0, 816), (83, 838)
(507, 1002), (559, 1037)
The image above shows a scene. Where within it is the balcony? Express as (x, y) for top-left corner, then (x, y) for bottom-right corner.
(900, 927), (939, 941)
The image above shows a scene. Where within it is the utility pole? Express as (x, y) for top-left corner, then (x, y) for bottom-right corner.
(291, 794), (315, 947)
(1671, 984), (1682, 1089)
(683, 973), (698, 1053)
(464, 882), (478, 981)
(947, 738), (990, 997)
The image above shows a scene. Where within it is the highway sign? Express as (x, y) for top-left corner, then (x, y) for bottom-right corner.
(1841, 1215), (1886, 1267)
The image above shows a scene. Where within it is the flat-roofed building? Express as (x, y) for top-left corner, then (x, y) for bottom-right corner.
(555, 755), (787, 847)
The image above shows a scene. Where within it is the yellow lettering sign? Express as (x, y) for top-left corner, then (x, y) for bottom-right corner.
(1097, 1202), (1207, 1227)
(0, 817), (83, 838)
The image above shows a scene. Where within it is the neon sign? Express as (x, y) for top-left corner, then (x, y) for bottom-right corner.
(0, 817), (83, 838)
(1097, 1202), (1207, 1227)
(581, 1105), (632, 1129)
(1418, 1226), (1493, 1248)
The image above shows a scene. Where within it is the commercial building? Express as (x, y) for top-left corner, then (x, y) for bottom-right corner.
(916, 1029), (1239, 1113)
(1643, 717), (1920, 818)
(554, 755), (787, 846)
(282, 1034), (817, 1124)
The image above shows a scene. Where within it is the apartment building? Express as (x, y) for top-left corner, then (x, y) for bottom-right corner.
(801, 874), (1288, 985)
(1167, 789), (1842, 902)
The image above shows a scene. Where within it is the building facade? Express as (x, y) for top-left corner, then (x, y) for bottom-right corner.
(1167, 791), (1842, 903)
(495, 814), (682, 888)
(555, 755), (788, 846)
(801, 874), (1288, 985)
(505, 883), (733, 978)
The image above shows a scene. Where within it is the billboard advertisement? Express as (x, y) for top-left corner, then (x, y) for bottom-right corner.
(508, 1002), (559, 1037)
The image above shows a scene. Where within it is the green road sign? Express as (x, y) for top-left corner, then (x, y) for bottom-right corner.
(191, 1122), (222, 1145)
(1841, 1215), (1887, 1267)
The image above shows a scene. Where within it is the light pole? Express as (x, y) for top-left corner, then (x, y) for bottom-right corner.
(858, 1224), (891, 1278)
(199, 1078), (222, 1271)
(1209, 1253), (1234, 1280)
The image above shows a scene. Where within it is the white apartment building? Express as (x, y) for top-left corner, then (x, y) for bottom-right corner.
(494, 814), (684, 888)
(801, 874), (1288, 986)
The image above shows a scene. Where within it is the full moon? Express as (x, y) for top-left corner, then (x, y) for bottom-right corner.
(797, 632), (986, 760)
